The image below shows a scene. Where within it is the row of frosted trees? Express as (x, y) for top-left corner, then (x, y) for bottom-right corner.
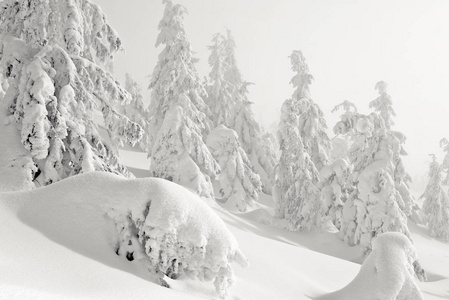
(1, 0), (447, 258)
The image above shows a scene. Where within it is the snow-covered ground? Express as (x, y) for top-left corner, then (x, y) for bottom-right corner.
(1, 140), (449, 299)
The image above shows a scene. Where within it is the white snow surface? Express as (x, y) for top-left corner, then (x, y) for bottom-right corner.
(1, 138), (449, 299)
(317, 232), (424, 300)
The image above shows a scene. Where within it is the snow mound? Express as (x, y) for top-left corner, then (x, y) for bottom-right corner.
(0, 172), (247, 299)
(317, 232), (424, 300)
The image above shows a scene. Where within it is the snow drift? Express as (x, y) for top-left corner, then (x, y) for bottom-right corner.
(0, 172), (247, 298)
(317, 232), (424, 300)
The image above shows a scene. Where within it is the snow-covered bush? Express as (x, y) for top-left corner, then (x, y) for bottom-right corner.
(318, 232), (425, 300)
(206, 125), (262, 211)
(420, 154), (449, 242)
(147, 0), (219, 198)
(0, 0), (142, 187)
(107, 175), (248, 298)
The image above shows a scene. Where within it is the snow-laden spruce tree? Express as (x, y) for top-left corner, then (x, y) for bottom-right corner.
(369, 81), (395, 130)
(0, 0), (143, 187)
(206, 125), (262, 211)
(369, 81), (417, 221)
(122, 73), (150, 151)
(147, 0), (219, 199)
(440, 138), (449, 184)
(205, 32), (234, 128)
(205, 30), (276, 195)
(420, 153), (449, 242)
(229, 88), (277, 195)
(332, 102), (412, 253)
(289, 50), (331, 171)
(274, 51), (322, 231)
(319, 158), (353, 231)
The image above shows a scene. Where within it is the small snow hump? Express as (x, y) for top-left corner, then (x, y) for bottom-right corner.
(317, 232), (424, 300)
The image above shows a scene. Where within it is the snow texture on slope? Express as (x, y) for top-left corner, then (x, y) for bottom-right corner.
(0, 172), (247, 298)
(317, 232), (424, 300)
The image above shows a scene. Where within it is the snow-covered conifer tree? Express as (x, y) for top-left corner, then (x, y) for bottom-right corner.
(229, 88), (277, 195)
(0, 0), (143, 187)
(332, 102), (412, 253)
(319, 158), (352, 231)
(205, 30), (276, 195)
(440, 138), (449, 184)
(205, 33), (234, 128)
(206, 125), (262, 211)
(369, 81), (395, 130)
(274, 50), (323, 231)
(122, 73), (149, 151)
(420, 154), (449, 242)
(147, 0), (219, 198)
(369, 81), (417, 221)
(289, 50), (331, 171)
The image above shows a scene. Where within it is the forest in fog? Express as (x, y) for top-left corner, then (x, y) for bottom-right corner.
(0, 0), (448, 299)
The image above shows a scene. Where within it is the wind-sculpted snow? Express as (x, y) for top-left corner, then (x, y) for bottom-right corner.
(0, 172), (247, 298)
(317, 232), (425, 300)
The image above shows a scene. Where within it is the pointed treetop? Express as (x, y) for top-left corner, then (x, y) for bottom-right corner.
(370, 80), (395, 129)
(375, 81), (388, 95)
(290, 50), (314, 98)
(156, 0), (188, 47)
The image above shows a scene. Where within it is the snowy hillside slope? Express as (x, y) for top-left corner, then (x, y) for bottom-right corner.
(0, 116), (448, 299)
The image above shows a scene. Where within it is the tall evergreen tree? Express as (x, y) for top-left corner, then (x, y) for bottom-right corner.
(228, 83), (277, 195)
(332, 97), (412, 254)
(147, 0), (219, 198)
(206, 125), (262, 211)
(369, 82), (416, 219)
(274, 50), (321, 231)
(440, 138), (449, 184)
(122, 73), (149, 151)
(205, 32), (233, 128)
(290, 50), (330, 171)
(206, 30), (276, 195)
(420, 154), (449, 242)
(0, 0), (142, 187)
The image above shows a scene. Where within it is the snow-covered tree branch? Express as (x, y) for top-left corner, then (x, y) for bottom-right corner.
(0, 0), (143, 187)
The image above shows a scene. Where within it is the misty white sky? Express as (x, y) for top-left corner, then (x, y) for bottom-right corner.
(95, 0), (449, 184)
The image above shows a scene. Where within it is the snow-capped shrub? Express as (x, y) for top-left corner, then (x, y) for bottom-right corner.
(108, 176), (248, 298)
(318, 232), (425, 300)
(206, 125), (262, 211)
